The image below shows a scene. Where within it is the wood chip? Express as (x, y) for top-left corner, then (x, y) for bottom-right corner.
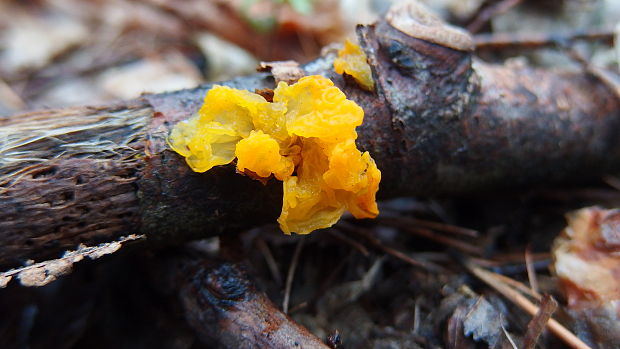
(258, 60), (305, 84)
(1, 234), (144, 288)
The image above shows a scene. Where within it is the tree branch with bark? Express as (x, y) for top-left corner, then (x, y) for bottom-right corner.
(1, 2), (619, 269)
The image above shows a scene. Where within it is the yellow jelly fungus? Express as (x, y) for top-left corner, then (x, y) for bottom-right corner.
(235, 130), (294, 180)
(168, 75), (381, 234)
(333, 39), (375, 91)
(168, 85), (270, 172)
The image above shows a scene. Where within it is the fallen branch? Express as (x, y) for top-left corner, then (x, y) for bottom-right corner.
(523, 294), (558, 349)
(2, 2), (620, 268)
(171, 256), (329, 348)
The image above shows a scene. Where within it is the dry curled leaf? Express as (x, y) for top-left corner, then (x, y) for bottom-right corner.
(463, 296), (507, 348)
(552, 207), (620, 348)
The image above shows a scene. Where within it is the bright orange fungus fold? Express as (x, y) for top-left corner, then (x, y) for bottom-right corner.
(333, 39), (375, 91)
(168, 75), (381, 234)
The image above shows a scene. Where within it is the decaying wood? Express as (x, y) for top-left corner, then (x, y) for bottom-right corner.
(2, 3), (620, 268)
(170, 256), (329, 349)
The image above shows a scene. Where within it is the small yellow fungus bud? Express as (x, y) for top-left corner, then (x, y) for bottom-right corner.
(169, 75), (381, 235)
(333, 39), (375, 91)
(323, 140), (368, 192)
(235, 130), (294, 180)
(345, 153), (380, 219)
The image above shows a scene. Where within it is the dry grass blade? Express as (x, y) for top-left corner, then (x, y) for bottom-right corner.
(327, 229), (370, 256)
(501, 324), (518, 349)
(491, 272), (542, 300)
(255, 237), (283, 286)
(525, 246), (540, 295)
(283, 237), (304, 314)
(469, 252), (551, 273)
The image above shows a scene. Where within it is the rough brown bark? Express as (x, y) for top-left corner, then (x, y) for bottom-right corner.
(1, 5), (620, 268)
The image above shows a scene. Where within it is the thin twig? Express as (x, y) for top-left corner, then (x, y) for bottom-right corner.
(564, 45), (620, 100)
(523, 294), (559, 349)
(378, 216), (479, 237)
(475, 29), (615, 50)
(327, 229), (370, 256)
(337, 222), (446, 273)
(282, 237), (304, 314)
(469, 253), (551, 275)
(379, 217), (482, 255)
(465, 262), (592, 349)
(467, 0), (523, 34)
